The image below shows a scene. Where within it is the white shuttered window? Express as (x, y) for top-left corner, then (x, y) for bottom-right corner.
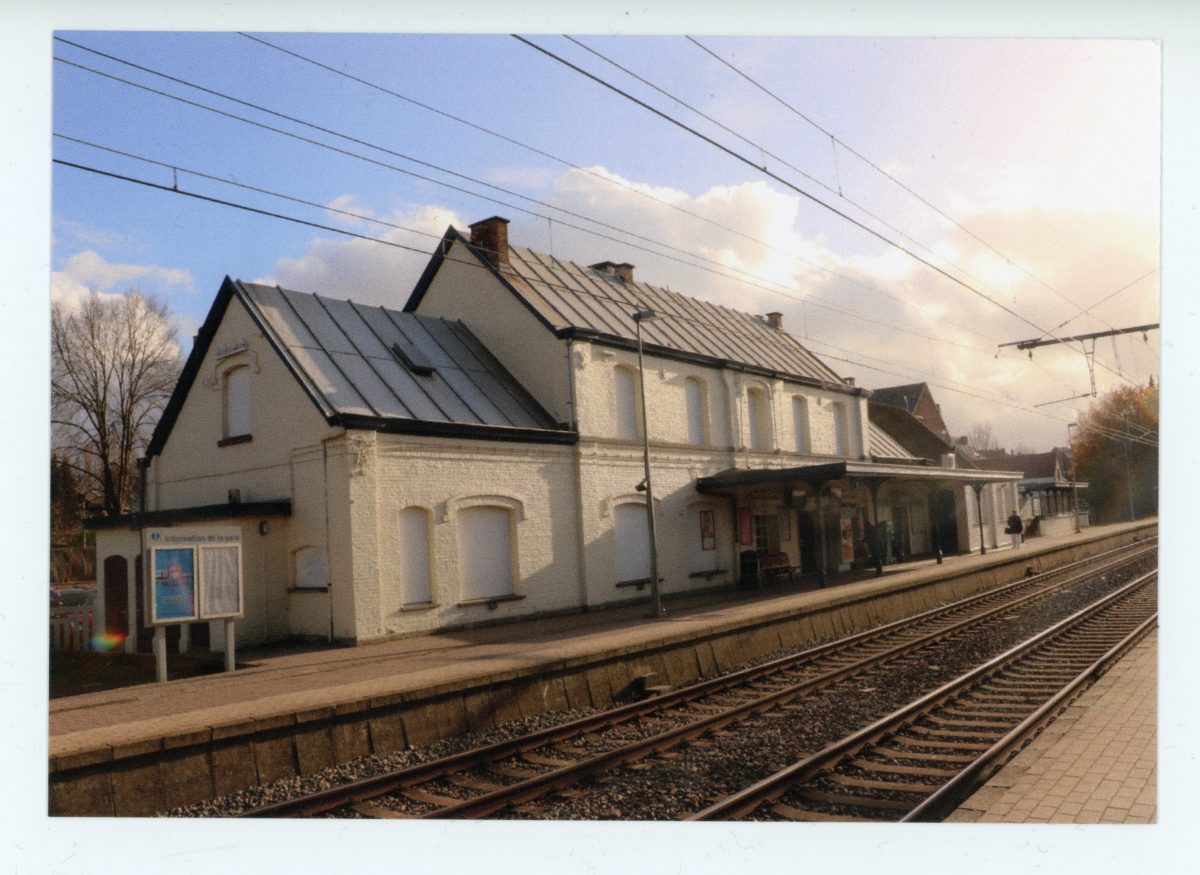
(614, 503), (651, 583)
(224, 366), (252, 438)
(398, 508), (432, 605)
(458, 507), (514, 601)
(614, 367), (639, 441)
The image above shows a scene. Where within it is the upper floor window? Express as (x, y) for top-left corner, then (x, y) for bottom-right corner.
(792, 396), (810, 454)
(223, 365), (252, 441)
(294, 546), (329, 590)
(684, 377), (708, 446)
(832, 401), (850, 456)
(614, 365), (640, 441)
(747, 386), (771, 451)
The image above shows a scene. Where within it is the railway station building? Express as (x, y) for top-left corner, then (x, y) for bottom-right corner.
(89, 216), (1022, 650)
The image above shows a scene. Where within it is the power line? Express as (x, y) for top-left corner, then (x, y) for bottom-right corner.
(564, 35), (1020, 312)
(60, 34), (1010, 354)
(54, 155), (1070, 422)
(685, 36), (1126, 335)
(512, 34), (1137, 389)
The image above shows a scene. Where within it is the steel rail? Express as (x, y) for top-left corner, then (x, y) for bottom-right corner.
(243, 540), (1153, 818)
(688, 569), (1156, 820)
(901, 611), (1157, 822)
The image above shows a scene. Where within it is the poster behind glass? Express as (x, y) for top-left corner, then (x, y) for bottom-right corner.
(152, 547), (197, 622)
(199, 545), (243, 618)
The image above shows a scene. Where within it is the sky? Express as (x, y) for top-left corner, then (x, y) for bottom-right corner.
(49, 29), (1162, 451)
(10, 2), (1200, 873)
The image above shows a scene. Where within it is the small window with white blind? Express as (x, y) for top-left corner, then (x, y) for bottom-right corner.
(792, 396), (810, 454)
(832, 401), (850, 456)
(614, 366), (640, 441)
(684, 377), (707, 446)
(747, 387), (771, 451)
(222, 365), (252, 444)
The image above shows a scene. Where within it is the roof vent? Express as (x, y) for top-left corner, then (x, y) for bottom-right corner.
(391, 340), (436, 376)
(766, 312), (783, 330)
(590, 261), (635, 283)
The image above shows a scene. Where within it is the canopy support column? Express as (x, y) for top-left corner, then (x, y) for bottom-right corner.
(814, 480), (828, 588)
(927, 484), (944, 564)
(865, 477), (885, 577)
(971, 482), (987, 556)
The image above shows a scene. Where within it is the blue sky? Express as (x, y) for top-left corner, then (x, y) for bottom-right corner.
(50, 30), (1163, 450)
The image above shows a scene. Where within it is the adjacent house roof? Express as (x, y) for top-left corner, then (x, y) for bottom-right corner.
(867, 421), (915, 460)
(868, 400), (954, 463)
(407, 227), (863, 394)
(869, 382), (952, 443)
(146, 278), (573, 459)
(974, 448), (1083, 489)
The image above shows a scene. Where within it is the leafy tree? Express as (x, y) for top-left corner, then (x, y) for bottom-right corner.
(1072, 383), (1158, 523)
(51, 291), (181, 517)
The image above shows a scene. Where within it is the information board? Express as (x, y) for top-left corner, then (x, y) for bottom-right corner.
(146, 527), (243, 624)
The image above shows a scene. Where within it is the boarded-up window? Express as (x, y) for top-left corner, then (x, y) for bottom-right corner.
(458, 506), (513, 601)
(294, 547), (328, 589)
(398, 507), (432, 605)
(224, 366), (252, 438)
(747, 387), (770, 451)
(832, 401), (849, 456)
(792, 396), (810, 454)
(614, 503), (651, 583)
(685, 377), (706, 446)
(614, 366), (639, 441)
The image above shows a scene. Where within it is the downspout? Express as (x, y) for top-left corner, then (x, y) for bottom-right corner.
(323, 440), (334, 643)
(567, 340), (591, 609)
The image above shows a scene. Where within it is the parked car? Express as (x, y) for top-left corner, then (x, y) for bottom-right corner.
(50, 587), (96, 609)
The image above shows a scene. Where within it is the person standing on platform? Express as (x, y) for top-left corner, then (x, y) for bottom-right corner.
(1006, 511), (1024, 550)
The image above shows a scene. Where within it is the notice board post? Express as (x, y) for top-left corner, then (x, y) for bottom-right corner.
(145, 526), (244, 683)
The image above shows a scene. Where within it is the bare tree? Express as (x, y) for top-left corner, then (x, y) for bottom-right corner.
(51, 292), (181, 516)
(967, 421), (997, 451)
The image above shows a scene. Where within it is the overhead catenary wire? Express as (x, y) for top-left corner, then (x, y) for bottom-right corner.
(51, 49), (1026, 364)
(54, 154), (1077, 424)
(685, 35), (1127, 335)
(513, 34), (1138, 389)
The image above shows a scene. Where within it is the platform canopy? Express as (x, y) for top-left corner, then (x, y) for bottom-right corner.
(696, 459), (1022, 495)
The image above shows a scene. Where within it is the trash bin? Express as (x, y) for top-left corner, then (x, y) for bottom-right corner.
(739, 550), (761, 590)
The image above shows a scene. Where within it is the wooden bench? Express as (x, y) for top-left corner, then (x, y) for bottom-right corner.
(758, 552), (798, 584)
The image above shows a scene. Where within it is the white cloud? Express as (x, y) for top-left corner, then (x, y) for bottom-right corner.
(51, 250), (194, 313)
(259, 203), (469, 307)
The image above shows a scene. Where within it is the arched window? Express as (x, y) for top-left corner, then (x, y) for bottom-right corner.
(832, 401), (849, 456)
(398, 507), (433, 605)
(294, 547), (329, 589)
(747, 386), (771, 451)
(457, 506), (514, 601)
(614, 366), (640, 441)
(684, 377), (707, 446)
(792, 396), (810, 454)
(223, 365), (252, 439)
(613, 502), (651, 583)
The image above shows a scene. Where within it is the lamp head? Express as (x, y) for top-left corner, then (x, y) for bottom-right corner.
(631, 309), (657, 322)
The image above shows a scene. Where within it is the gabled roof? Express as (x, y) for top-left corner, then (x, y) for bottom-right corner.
(146, 278), (573, 459)
(868, 400), (954, 463)
(867, 421), (915, 460)
(407, 227), (864, 395)
(974, 448), (1073, 484)
(869, 382), (929, 412)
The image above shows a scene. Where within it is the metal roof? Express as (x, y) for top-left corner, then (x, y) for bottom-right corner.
(868, 421), (916, 460)
(495, 243), (848, 387)
(697, 460), (1024, 494)
(236, 281), (562, 434)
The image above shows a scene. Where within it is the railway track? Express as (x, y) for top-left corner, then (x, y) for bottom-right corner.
(691, 569), (1157, 822)
(241, 539), (1155, 820)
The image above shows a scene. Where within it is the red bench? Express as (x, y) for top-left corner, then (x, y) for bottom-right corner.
(758, 552), (797, 584)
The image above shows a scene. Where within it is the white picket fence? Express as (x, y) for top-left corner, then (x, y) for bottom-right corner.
(50, 607), (94, 651)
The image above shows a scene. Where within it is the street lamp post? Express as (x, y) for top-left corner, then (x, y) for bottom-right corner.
(633, 309), (667, 619)
(1067, 422), (1080, 533)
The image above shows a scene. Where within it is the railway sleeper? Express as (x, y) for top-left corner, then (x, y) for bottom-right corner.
(791, 788), (916, 813)
(849, 759), (961, 779)
(770, 802), (877, 822)
(924, 715), (1014, 731)
(906, 725), (1004, 741)
(891, 734), (993, 751)
(825, 773), (941, 794)
(870, 747), (978, 764)
(350, 801), (414, 819)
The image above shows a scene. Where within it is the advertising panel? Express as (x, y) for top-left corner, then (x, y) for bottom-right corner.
(699, 509), (716, 551)
(839, 517), (855, 564)
(146, 526), (243, 624)
(737, 507), (753, 546)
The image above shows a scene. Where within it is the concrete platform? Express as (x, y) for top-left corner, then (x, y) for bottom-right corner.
(947, 629), (1156, 824)
(48, 520), (1155, 815)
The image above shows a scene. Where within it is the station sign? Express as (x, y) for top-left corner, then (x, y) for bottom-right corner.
(145, 526), (243, 625)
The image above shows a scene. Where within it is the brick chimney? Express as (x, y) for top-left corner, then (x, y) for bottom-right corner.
(590, 261), (635, 283)
(469, 216), (510, 268)
(766, 312), (783, 330)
